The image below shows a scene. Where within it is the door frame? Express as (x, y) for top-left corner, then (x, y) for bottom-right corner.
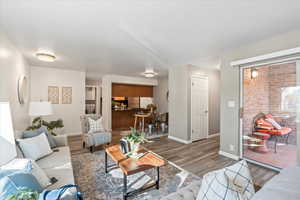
(190, 74), (209, 141)
(239, 59), (300, 170)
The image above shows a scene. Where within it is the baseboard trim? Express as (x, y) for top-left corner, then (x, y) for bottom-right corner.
(168, 135), (192, 144)
(207, 133), (220, 138)
(218, 151), (239, 160)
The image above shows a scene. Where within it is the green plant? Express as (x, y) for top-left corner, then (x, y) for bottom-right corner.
(123, 128), (148, 144)
(6, 187), (39, 200)
(26, 117), (64, 136)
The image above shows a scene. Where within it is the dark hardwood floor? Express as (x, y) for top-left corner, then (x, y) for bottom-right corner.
(68, 131), (278, 187)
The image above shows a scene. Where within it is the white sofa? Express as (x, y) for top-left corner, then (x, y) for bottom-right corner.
(37, 135), (75, 189)
(162, 166), (300, 200)
(15, 135), (75, 189)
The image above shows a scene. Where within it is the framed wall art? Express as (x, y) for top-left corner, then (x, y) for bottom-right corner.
(62, 87), (72, 104)
(48, 86), (59, 104)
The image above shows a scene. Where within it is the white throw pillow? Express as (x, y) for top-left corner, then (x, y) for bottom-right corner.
(1, 158), (51, 188)
(17, 133), (53, 161)
(197, 160), (255, 200)
(266, 118), (282, 130)
(88, 117), (104, 133)
(196, 168), (240, 200)
(224, 160), (255, 200)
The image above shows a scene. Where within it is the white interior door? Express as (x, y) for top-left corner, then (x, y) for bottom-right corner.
(191, 76), (209, 141)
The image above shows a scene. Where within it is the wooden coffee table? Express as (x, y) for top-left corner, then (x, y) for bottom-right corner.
(105, 144), (165, 200)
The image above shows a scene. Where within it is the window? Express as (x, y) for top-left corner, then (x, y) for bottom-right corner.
(281, 86), (300, 112)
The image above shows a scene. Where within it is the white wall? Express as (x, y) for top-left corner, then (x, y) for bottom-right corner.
(220, 29), (300, 158)
(168, 66), (190, 142)
(30, 67), (85, 135)
(0, 31), (30, 165)
(153, 76), (168, 113)
(102, 74), (158, 130)
(0, 32), (31, 133)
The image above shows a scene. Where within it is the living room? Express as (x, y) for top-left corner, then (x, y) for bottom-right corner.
(1, 1), (300, 200)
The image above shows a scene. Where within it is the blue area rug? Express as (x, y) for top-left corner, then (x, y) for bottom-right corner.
(71, 150), (201, 200)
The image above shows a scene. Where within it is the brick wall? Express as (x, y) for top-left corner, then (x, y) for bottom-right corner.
(268, 63), (297, 145)
(243, 63), (297, 145)
(243, 66), (270, 137)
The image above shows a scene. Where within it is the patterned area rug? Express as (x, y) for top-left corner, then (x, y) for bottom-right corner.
(71, 150), (201, 200)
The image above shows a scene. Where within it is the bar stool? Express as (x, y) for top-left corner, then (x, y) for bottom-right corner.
(134, 113), (151, 132)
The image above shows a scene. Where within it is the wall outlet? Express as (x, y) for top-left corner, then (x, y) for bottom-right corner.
(229, 144), (235, 151)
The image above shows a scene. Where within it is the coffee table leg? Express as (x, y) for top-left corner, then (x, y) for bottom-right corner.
(156, 167), (160, 189)
(105, 151), (108, 173)
(123, 173), (127, 200)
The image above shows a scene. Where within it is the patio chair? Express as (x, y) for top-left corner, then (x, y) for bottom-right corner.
(252, 112), (291, 153)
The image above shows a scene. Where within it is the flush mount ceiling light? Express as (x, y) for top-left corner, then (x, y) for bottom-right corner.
(36, 52), (56, 62)
(142, 67), (158, 78)
(251, 68), (258, 79)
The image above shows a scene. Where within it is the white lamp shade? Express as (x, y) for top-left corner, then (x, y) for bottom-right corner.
(29, 101), (53, 116)
(0, 102), (17, 165)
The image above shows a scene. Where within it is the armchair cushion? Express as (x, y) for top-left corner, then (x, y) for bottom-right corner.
(84, 132), (111, 147)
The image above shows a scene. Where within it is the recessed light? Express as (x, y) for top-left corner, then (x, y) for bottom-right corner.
(36, 52), (56, 62)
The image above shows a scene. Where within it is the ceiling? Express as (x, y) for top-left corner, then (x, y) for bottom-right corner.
(1, 0), (300, 78)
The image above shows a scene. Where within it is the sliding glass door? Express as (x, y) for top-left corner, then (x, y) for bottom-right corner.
(241, 62), (299, 169)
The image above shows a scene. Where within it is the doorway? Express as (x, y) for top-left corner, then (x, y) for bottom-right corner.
(240, 62), (298, 169)
(191, 75), (209, 141)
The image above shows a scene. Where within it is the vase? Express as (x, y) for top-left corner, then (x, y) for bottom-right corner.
(129, 142), (140, 158)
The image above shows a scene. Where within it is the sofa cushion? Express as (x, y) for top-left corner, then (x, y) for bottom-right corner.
(36, 146), (75, 189)
(86, 132), (111, 147)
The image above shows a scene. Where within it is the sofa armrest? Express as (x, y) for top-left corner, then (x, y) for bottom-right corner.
(53, 135), (68, 147)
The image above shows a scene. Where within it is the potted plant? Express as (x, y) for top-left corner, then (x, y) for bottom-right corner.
(6, 187), (39, 200)
(123, 128), (148, 158)
(26, 117), (64, 136)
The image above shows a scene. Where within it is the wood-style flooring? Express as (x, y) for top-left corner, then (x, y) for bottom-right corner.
(68, 131), (278, 187)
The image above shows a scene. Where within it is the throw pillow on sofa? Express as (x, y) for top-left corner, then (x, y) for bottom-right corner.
(1, 158), (52, 188)
(88, 117), (104, 133)
(17, 133), (53, 161)
(224, 160), (255, 200)
(7, 172), (43, 193)
(196, 160), (255, 200)
(23, 127), (57, 148)
(0, 176), (19, 200)
(196, 168), (240, 200)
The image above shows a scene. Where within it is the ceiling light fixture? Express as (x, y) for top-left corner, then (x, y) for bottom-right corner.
(142, 67), (158, 78)
(36, 52), (56, 62)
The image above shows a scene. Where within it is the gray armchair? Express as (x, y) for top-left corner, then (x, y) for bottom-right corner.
(80, 114), (111, 152)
